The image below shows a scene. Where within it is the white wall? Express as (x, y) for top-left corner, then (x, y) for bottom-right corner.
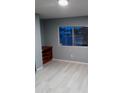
(35, 14), (43, 69)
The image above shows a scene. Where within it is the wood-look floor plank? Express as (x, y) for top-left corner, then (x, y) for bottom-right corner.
(35, 60), (88, 93)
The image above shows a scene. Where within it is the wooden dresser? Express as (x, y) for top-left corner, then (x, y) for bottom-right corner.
(42, 46), (52, 64)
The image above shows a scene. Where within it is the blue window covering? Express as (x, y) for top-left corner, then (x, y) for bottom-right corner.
(59, 26), (73, 46)
(59, 26), (88, 46)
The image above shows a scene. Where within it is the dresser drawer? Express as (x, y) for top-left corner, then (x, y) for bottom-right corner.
(42, 46), (52, 64)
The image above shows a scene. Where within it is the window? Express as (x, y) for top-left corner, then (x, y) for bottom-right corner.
(59, 26), (88, 46)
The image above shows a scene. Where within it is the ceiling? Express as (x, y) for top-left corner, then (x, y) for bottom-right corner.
(35, 0), (88, 19)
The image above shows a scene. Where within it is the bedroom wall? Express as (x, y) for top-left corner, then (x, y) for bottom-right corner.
(35, 14), (43, 69)
(40, 20), (45, 46)
(43, 16), (88, 63)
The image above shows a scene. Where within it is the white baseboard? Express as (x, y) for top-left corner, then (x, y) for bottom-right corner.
(36, 66), (43, 72)
(52, 58), (88, 65)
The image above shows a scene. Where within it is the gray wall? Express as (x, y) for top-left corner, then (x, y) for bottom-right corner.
(35, 14), (43, 69)
(40, 20), (45, 46)
(43, 16), (88, 63)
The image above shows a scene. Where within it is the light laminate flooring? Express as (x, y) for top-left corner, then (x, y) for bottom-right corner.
(35, 60), (88, 93)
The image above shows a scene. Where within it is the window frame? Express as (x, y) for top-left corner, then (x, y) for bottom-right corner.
(58, 25), (88, 48)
